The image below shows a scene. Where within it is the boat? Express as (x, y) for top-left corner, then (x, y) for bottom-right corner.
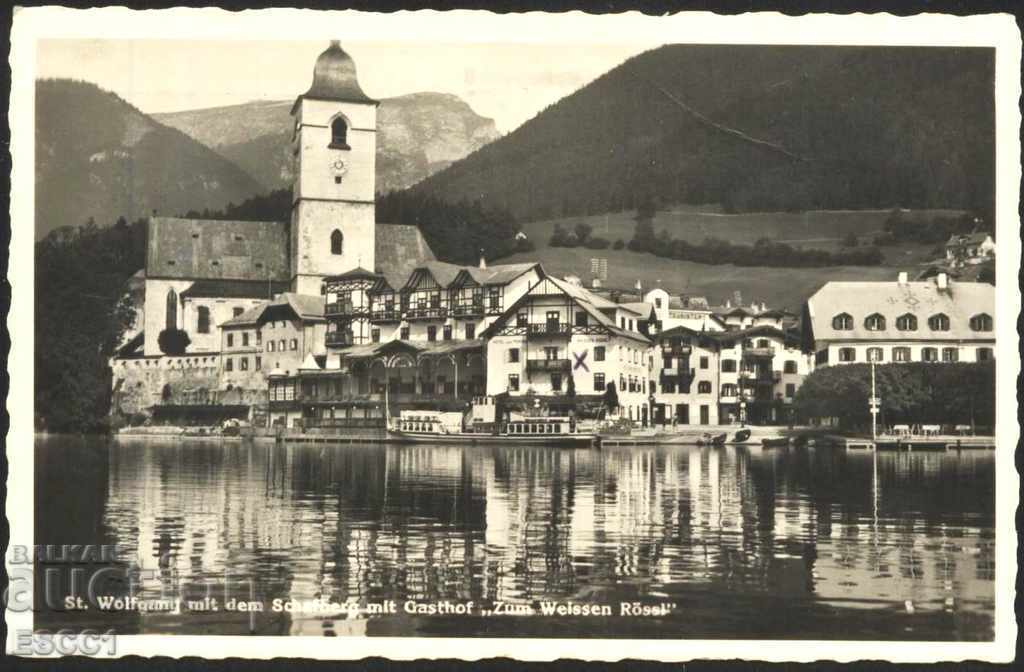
(387, 410), (597, 446)
(696, 432), (727, 446)
(732, 428), (752, 443)
(761, 436), (791, 448)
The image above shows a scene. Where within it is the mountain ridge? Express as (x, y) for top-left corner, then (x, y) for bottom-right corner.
(35, 78), (267, 240)
(406, 45), (994, 225)
(154, 92), (501, 194)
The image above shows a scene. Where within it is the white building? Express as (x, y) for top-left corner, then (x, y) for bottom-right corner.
(803, 272), (995, 367)
(482, 274), (654, 423)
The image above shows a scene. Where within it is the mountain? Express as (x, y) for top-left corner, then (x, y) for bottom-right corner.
(35, 79), (267, 240)
(405, 45), (994, 225)
(154, 92), (501, 194)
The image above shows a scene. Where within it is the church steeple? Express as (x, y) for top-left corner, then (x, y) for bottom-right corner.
(289, 41), (378, 296)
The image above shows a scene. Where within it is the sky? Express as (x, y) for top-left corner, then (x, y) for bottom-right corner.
(36, 39), (660, 133)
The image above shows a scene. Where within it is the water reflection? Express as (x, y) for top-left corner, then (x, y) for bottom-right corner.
(35, 437), (995, 639)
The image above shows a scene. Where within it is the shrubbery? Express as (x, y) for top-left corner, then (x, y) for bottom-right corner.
(793, 361), (994, 431)
(158, 328), (191, 356)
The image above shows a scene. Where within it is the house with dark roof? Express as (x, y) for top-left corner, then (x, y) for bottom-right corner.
(945, 232), (995, 265)
(803, 272), (995, 367)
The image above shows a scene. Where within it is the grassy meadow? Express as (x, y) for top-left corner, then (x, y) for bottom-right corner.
(505, 207), (960, 309)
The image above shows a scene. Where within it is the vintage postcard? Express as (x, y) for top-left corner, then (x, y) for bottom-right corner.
(6, 6), (1020, 663)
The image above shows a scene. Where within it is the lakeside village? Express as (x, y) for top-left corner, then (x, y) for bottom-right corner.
(110, 42), (997, 449)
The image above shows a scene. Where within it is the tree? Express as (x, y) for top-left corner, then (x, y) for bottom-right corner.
(158, 328), (191, 356)
(573, 221), (593, 245)
(602, 381), (620, 415)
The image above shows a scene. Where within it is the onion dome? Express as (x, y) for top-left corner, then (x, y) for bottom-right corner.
(300, 40), (377, 105)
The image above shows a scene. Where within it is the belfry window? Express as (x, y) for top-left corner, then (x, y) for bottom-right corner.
(331, 229), (343, 255)
(330, 118), (349, 149)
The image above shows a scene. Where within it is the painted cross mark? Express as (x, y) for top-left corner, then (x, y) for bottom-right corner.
(573, 350), (589, 372)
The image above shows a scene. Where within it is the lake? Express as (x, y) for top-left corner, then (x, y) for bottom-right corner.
(34, 435), (995, 640)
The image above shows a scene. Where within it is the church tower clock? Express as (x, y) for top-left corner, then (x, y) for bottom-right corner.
(289, 41), (378, 296)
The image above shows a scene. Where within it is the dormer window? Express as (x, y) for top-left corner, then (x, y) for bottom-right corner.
(330, 117), (349, 149)
(928, 313), (950, 331)
(969, 313), (993, 331)
(832, 313), (853, 330)
(864, 313), (886, 331)
(896, 313), (917, 331)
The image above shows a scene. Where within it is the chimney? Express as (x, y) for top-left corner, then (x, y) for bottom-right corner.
(937, 272), (948, 290)
(898, 271), (908, 285)
(478, 249), (487, 270)
(725, 299), (732, 309)
(635, 279), (643, 292)
(591, 277), (602, 289)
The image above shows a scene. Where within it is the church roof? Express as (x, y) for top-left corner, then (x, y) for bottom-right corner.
(375, 223), (437, 284)
(180, 279), (288, 300)
(147, 217), (289, 282)
(293, 41), (378, 113)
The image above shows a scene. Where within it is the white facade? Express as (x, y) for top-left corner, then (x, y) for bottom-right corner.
(484, 277), (654, 422)
(290, 71), (377, 295)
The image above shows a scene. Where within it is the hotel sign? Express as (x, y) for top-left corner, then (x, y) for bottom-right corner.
(668, 310), (709, 321)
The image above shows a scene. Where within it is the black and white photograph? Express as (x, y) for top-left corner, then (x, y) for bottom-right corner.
(6, 6), (1020, 663)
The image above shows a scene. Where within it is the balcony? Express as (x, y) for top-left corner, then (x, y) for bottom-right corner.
(370, 308), (400, 323)
(661, 344), (692, 356)
(742, 347), (775, 359)
(526, 322), (571, 339)
(451, 302), (484, 318)
(526, 358), (572, 373)
(325, 331), (355, 348)
(405, 306), (448, 321)
(660, 368), (695, 392)
(325, 301), (356, 317)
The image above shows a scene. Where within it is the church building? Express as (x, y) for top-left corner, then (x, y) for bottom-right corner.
(111, 41), (435, 420)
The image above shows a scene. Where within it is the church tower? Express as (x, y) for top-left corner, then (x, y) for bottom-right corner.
(290, 41), (378, 296)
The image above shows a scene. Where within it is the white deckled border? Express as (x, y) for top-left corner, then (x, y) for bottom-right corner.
(7, 6), (1021, 663)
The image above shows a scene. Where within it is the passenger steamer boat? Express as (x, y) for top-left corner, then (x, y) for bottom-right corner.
(387, 403), (598, 447)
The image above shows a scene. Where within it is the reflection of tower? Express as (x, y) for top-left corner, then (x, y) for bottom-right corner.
(290, 41), (378, 296)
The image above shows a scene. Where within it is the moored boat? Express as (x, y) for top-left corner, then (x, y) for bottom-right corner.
(696, 432), (727, 446)
(388, 410), (597, 446)
(732, 428), (752, 443)
(761, 436), (791, 448)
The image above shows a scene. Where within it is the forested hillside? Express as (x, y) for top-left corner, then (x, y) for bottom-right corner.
(35, 80), (265, 240)
(408, 45), (994, 225)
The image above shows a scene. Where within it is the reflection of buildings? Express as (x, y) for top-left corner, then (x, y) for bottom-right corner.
(98, 440), (994, 634)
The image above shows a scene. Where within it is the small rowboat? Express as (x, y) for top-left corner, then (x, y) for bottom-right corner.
(697, 432), (727, 447)
(761, 437), (791, 448)
(732, 429), (752, 443)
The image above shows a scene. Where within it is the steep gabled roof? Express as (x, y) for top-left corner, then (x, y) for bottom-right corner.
(481, 275), (650, 344)
(147, 217), (289, 282)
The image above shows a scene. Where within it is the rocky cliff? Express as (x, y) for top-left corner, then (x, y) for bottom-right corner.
(154, 92), (501, 194)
